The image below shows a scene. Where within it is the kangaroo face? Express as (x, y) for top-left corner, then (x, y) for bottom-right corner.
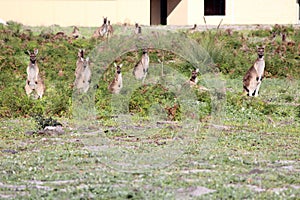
(28, 49), (38, 64)
(142, 49), (148, 55)
(116, 64), (122, 74)
(257, 46), (265, 59)
(190, 69), (199, 83)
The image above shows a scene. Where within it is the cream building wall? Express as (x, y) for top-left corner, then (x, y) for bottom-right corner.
(0, 0), (150, 26)
(167, 0), (188, 25)
(0, 0), (298, 26)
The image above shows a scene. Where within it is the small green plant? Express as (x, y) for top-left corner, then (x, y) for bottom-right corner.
(129, 84), (181, 121)
(33, 114), (62, 130)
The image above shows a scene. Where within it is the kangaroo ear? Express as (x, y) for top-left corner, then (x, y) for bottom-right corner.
(27, 50), (31, 55)
(34, 49), (38, 55)
(119, 63), (123, 68)
(114, 62), (117, 68)
(196, 68), (199, 73)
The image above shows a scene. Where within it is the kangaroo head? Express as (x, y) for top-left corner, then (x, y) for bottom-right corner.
(28, 49), (38, 64)
(103, 17), (107, 24)
(190, 68), (199, 83)
(73, 26), (79, 32)
(256, 46), (265, 58)
(78, 49), (84, 59)
(135, 23), (139, 28)
(114, 62), (122, 74)
(142, 48), (148, 55)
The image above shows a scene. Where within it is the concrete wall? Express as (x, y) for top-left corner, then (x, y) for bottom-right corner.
(0, 0), (149, 26)
(167, 0), (188, 25)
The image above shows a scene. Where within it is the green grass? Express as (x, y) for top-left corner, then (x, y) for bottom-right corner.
(0, 22), (299, 199)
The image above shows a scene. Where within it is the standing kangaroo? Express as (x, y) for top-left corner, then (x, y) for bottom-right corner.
(25, 49), (45, 98)
(93, 17), (108, 38)
(243, 46), (265, 97)
(107, 20), (114, 37)
(108, 63), (123, 94)
(134, 23), (141, 34)
(133, 49), (149, 81)
(72, 26), (80, 39)
(74, 49), (91, 93)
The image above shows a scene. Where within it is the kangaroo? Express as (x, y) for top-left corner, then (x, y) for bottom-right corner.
(74, 49), (91, 93)
(188, 24), (197, 33)
(72, 26), (80, 39)
(134, 23), (141, 34)
(93, 17), (108, 38)
(108, 63), (123, 94)
(107, 20), (114, 37)
(133, 49), (149, 81)
(243, 46), (265, 97)
(187, 68), (209, 91)
(25, 49), (45, 98)
(189, 68), (199, 86)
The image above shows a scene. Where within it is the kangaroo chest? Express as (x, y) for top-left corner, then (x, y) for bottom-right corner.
(143, 55), (149, 66)
(116, 74), (122, 84)
(28, 64), (38, 79)
(255, 59), (265, 79)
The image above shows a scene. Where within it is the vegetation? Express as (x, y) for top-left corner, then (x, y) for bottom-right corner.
(0, 21), (299, 199)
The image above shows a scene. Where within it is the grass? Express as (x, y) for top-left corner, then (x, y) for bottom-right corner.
(0, 21), (299, 199)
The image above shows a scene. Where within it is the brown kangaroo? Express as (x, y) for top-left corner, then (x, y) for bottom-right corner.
(243, 46), (265, 97)
(188, 24), (197, 33)
(108, 63), (123, 94)
(107, 20), (114, 37)
(72, 26), (80, 39)
(25, 49), (45, 98)
(93, 17), (108, 38)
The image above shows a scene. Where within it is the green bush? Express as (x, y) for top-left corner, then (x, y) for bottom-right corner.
(0, 22), (299, 120)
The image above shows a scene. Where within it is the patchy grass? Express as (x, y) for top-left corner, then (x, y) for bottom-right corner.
(0, 22), (299, 199)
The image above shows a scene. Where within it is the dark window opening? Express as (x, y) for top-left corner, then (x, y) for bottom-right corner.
(204, 0), (225, 16)
(160, 0), (167, 25)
